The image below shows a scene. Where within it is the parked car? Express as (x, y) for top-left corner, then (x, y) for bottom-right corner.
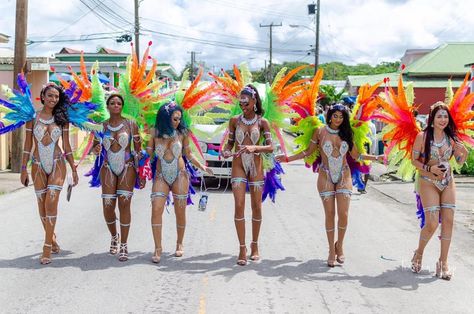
(193, 123), (232, 178)
(193, 101), (284, 180)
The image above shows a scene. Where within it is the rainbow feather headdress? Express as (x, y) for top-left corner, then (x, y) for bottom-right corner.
(119, 41), (164, 127)
(445, 72), (474, 148)
(373, 74), (420, 181)
(288, 68), (324, 166)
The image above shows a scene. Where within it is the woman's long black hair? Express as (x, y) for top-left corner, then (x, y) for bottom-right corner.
(40, 84), (69, 127)
(423, 102), (457, 164)
(326, 103), (354, 151)
(155, 101), (188, 138)
(241, 84), (264, 116)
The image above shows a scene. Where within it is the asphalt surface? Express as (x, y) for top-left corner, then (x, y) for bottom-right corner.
(0, 161), (474, 313)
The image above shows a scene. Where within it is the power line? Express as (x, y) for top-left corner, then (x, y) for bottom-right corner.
(27, 35), (120, 44)
(201, 0), (308, 20)
(140, 17), (269, 46)
(141, 27), (306, 55)
(27, 2), (98, 49)
(79, 0), (131, 32)
(89, 0), (133, 27)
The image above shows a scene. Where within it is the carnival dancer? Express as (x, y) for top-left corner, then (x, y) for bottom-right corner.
(91, 94), (143, 262)
(1, 74), (99, 264)
(277, 69), (383, 267)
(87, 43), (160, 262)
(212, 62), (306, 265)
(145, 101), (213, 263)
(376, 72), (472, 280)
(220, 84), (275, 265)
(143, 68), (216, 264)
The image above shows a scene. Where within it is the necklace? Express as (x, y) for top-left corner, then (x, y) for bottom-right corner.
(163, 130), (177, 138)
(107, 123), (124, 132)
(39, 116), (54, 125)
(432, 136), (446, 148)
(240, 114), (258, 126)
(326, 125), (339, 134)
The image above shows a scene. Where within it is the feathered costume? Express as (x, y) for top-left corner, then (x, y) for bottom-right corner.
(287, 68), (325, 168)
(1, 72), (101, 137)
(147, 68), (219, 205)
(289, 69), (381, 190)
(53, 54), (108, 166)
(0, 73), (36, 134)
(348, 81), (383, 189)
(375, 72), (474, 227)
(86, 43), (161, 188)
(211, 63), (307, 202)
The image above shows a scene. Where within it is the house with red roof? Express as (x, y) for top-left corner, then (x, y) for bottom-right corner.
(346, 43), (474, 113)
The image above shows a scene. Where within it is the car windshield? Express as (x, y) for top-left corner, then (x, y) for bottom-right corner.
(196, 105), (230, 125)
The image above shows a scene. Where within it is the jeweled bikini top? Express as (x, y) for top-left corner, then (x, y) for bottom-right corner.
(33, 116), (61, 145)
(103, 123), (129, 152)
(236, 115), (260, 145)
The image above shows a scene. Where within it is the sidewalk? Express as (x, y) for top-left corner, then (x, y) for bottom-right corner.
(0, 164), (91, 195)
(0, 170), (23, 195)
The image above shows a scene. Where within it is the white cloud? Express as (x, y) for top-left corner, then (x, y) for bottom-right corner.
(0, 0), (472, 73)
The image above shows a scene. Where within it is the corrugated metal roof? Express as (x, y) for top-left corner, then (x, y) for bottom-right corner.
(347, 73), (397, 86)
(347, 72), (464, 88)
(405, 42), (474, 76)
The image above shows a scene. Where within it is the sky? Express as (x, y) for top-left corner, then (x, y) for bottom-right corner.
(0, 0), (473, 73)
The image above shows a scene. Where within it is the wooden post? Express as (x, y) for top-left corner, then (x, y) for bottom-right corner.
(11, 0), (28, 173)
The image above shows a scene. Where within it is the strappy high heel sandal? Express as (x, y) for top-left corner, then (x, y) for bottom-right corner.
(40, 243), (52, 265)
(152, 247), (162, 264)
(109, 233), (120, 255)
(410, 250), (423, 273)
(237, 244), (248, 266)
(435, 261), (452, 280)
(118, 243), (128, 262)
(52, 233), (60, 254)
(250, 241), (260, 261)
(175, 243), (184, 257)
(327, 251), (336, 267)
(335, 241), (345, 264)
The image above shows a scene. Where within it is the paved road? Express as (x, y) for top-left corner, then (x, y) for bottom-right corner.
(0, 161), (473, 313)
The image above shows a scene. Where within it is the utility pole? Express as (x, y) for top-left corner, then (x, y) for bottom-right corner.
(264, 60), (267, 81)
(315, 0), (320, 73)
(187, 51), (201, 81)
(190, 51), (194, 81)
(259, 22), (282, 82)
(134, 0), (140, 57)
(11, 0), (28, 173)
(308, 1), (320, 74)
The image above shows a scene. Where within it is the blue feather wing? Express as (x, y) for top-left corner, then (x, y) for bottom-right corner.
(67, 101), (100, 131)
(0, 73), (36, 133)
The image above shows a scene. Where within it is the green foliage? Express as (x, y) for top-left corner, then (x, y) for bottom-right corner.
(319, 84), (345, 106)
(320, 61), (400, 80)
(460, 148), (474, 175)
(244, 61), (401, 83)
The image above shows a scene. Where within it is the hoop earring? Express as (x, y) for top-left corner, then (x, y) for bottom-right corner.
(254, 104), (257, 112)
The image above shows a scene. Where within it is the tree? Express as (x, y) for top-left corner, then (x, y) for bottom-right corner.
(220, 60), (401, 84)
(319, 85), (345, 107)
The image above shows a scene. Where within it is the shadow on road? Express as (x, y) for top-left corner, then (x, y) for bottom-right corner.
(0, 251), (437, 290)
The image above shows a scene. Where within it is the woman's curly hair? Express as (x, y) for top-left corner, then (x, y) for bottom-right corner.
(40, 84), (70, 127)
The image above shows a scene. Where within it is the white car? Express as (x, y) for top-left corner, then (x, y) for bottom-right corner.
(193, 123), (232, 178)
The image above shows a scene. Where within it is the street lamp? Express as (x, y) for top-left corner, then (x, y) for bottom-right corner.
(289, 0), (320, 75)
(289, 24), (317, 71)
